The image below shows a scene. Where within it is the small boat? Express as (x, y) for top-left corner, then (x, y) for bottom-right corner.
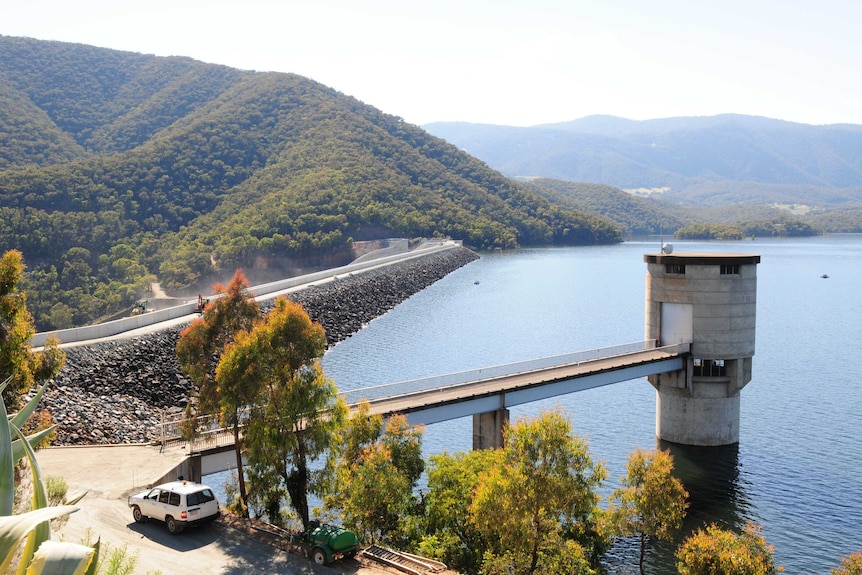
(821, 274), (829, 279)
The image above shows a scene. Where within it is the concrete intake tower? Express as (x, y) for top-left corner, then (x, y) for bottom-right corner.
(644, 251), (760, 446)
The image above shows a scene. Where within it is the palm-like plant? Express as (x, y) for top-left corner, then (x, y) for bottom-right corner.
(0, 376), (100, 574)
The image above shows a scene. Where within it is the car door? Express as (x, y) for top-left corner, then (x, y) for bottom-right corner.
(148, 489), (172, 522)
(138, 488), (162, 519)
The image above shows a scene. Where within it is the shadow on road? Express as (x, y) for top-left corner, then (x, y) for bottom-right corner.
(126, 520), (222, 551)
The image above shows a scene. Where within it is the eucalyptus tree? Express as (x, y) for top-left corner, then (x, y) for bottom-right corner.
(323, 403), (424, 545)
(676, 522), (782, 575)
(176, 269), (259, 513)
(218, 296), (346, 529)
(417, 448), (501, 574)
(609, 447), (688, 575)
(469, 409), (607, 575)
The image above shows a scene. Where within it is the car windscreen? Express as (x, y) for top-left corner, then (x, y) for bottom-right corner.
(186, 489), (216, 506)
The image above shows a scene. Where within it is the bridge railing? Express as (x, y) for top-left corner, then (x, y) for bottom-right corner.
(156, 340), (688, 448)
(338, 339), (674, 404)
(159, 410), (243, 453)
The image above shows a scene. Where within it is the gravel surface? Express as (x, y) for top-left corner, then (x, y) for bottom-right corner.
(34, 247), (479, 446)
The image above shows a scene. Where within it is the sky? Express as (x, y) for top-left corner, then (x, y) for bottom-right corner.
(4, 0), (862, 127)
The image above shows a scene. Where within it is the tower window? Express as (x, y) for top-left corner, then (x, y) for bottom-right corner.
(665, 264), (685, 275)
(693, 358), (727, 377)
(721, 264), (740, 275)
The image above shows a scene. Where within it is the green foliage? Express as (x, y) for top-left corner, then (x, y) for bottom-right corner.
(45, 476), (68, 507)
(416, 449), (501, 575)
(79, 530), (142, 575)
(176, 270), (260, 414)
(219, 297), (347, 529)
(469, 409), (607, 575)
(0, 251), (66, 410)
(525, 179), (688, 236)
(0, 377), (99, 574)
(609, 448), (688, 575)
(675, 223), (747, 240)
(0, 37), (620, 330)
(479, 540), (594, 575)
(323, 404), (424, 546)
(676, 522), (783, 575)
(176, 269), (260, 514)
(676, 217), (819, 240)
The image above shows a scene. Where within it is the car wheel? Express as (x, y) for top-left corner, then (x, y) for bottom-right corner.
(166, 516), (184, 534)
(131, 505), (147, 523)
(312, 548), (327, 565)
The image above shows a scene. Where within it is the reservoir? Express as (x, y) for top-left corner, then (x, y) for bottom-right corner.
(320, 235), (862, 574)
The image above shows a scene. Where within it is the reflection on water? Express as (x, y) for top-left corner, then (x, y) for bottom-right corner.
(604, 442), (751, 574)
(662, 441), (751, 532)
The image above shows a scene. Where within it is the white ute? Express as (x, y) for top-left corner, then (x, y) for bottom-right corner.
(128, 480), (220, 534)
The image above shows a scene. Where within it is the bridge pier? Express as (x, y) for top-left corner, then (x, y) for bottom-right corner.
(645, 252), (759, 446)
(473, 408), (509, 449)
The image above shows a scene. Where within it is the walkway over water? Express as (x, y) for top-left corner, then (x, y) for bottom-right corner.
(340, 340), (690, 426)
(165, 340), (690, 462)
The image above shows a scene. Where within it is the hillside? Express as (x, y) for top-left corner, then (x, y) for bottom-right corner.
(0, 36), (620, 330)
(424, 115), (862, 211)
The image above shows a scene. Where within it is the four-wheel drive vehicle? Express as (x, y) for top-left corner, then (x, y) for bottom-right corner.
(128, 480), (220, 534)
(305, 522), (359, 565)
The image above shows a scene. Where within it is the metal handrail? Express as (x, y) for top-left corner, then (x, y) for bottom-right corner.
(337, 340), (680, 404)
(157, 340), (689, 447)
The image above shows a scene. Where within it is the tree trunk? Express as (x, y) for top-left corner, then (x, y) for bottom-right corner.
(232, 420), (248, 517)
(639, 532), (647, 575)
(285, 465), (309, 529)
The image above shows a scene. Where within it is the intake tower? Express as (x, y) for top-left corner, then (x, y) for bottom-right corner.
(644, 251), (760, 446)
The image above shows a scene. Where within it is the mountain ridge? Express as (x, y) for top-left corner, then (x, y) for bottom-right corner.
(423, 114), (862, 206)
(0, 35), (619, 330)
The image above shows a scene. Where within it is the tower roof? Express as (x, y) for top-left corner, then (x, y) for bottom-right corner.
(644, 253), (761, 265)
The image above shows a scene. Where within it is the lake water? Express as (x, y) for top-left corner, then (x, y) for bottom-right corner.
(318, 235), (862, 574)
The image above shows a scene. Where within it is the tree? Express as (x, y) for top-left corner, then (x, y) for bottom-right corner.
(832, 553), (862, 575)
(176, 269), (259, 513)
(610, 447), (688, 575)
(323, 403), (424, 545)
(0, 250), (65, 410)
(469, 409), (607, 575)
(676, 522), (783, 575)
(222, 296), (346, 529)
(418, 448), (501, 575)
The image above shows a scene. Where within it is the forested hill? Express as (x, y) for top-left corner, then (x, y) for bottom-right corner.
(424, 115), (862, 207)
(0, 36), (619, 331)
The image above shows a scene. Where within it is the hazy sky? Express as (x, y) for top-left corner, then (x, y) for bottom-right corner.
(4, 0), (862, 127)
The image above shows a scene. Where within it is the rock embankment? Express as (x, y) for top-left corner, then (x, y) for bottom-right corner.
(37, 247), (479, 445)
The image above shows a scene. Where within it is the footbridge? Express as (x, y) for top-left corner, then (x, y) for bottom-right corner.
(340, 340), (689, 448)
(166, 340), (690, 476)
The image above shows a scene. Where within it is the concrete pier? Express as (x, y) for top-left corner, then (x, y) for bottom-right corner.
(473, 408), (509, 449)
(644, 252), (760, 446)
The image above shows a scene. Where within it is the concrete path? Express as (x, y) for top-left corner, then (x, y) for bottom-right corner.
(38, 443), (189, 499)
